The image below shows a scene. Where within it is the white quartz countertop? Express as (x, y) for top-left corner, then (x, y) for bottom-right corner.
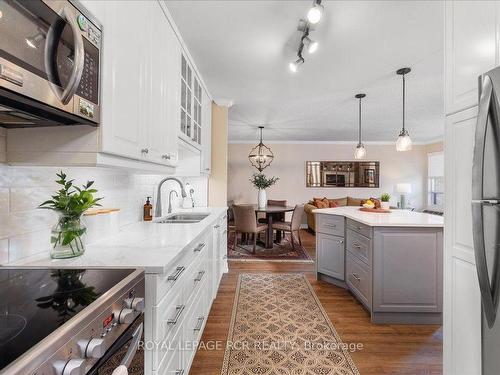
(313, 206), (443, 228)
(7, 207), (227, 274)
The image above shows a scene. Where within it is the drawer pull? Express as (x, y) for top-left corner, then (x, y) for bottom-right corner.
(214, 224), (221, 229)
(323, 223), (337, 228)
(352, 243), (362, 249)
(194, 242), (206, 252)
(351, 273), (361, 282)
(194, 316), (205, 331)
(194, 270), (205, 282)
(167, 266), (185, 281)
(167, 305), (185, 325)
(356, 226), (362, 230)
(337, 240), (344, 244)
(175, 370), (184, 375)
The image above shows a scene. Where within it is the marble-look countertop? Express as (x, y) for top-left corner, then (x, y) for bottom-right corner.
(313, 206), (444, 228)
(7, 207), (227, 274)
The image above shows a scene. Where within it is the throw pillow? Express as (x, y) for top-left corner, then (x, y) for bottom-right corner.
(347, 197), (363, 206)
(314, 198), (329, 209)
(329, 200), (339, 208)
(328, 197), (348, 206)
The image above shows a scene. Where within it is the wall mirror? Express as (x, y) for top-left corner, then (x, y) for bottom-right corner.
(306, 161), (380, 188)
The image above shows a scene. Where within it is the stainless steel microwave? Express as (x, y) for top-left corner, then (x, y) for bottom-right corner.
(0, 0), (101, 127)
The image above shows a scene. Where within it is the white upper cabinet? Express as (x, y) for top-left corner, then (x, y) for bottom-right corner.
(201, 88), (212, 174)
(98, 1), (147, 160)
(445, 1), (500, 115)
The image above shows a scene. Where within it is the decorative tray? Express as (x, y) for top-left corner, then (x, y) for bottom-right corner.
(359, 207), (391, 213)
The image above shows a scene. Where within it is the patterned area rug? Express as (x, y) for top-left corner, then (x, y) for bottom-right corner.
(227, 234), (313, 263)
(221, 273), (361, 375)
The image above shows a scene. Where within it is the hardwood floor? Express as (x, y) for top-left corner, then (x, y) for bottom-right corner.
(190, 230), (443, 375)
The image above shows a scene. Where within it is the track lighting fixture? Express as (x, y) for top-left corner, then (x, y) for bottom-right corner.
(302, 35), (318, 54)
(307, 0), (324, 24)
(289, 55), (305, 73)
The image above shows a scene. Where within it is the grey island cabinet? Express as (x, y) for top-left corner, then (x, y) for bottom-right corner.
(315, 207), (444, 324)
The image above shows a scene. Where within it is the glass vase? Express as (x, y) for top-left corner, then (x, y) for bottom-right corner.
(50, 214), (87, 259)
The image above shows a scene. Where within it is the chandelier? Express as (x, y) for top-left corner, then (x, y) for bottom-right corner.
(248, 126), (274, 172)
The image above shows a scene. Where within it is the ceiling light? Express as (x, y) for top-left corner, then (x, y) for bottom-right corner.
(289, 56), (304, 73)
(396, 67), (412, 151)
(303, 36), (318, 54)
(354, 93), (366, 159)
(307, 0), (324, 24)
(249, 126), (274, 172)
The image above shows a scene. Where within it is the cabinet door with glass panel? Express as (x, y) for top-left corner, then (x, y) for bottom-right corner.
(180, 55), (202, 148)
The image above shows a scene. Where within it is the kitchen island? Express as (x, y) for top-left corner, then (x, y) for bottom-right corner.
(314, 206), (443, 324)
(8, 207), (228, 375)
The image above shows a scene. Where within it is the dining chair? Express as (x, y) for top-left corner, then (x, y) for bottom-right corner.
(233, 205), (268, 253)
(271, 204), (305, 249)
(258, 200), (287, 239)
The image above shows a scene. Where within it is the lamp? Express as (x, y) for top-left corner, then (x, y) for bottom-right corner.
(396, 67), (412, 151)
(307, 0), (324, 24)
(395, 183), (412, 209)
(354, 93), (366, 159)
(249, 126), (274, 172)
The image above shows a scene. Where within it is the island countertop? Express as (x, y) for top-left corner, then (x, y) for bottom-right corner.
(6, 207), (227, 274)
(313, 206), (443, 228)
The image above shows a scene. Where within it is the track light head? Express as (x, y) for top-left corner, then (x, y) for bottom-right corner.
(307, 0), (324, 24)
(289, 56), (305, 73)
(303, 36), (318, 54)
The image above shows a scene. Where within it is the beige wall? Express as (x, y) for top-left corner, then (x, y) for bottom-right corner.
(208, 103), (228, 206)
(228, 142), (434, 210)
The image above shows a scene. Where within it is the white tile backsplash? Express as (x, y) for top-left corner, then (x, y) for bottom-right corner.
(0, 165), (208, 264)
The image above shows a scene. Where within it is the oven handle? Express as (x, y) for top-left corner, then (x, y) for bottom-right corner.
(110, 322), (143, 375)
(44, 6), (85, 105)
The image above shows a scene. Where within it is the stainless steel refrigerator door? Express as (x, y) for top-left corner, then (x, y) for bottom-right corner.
(473, 67), (500, 375)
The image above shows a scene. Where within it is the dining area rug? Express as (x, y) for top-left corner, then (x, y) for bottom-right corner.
(227, 234), (313, 262)
(221, 273), (360, 375)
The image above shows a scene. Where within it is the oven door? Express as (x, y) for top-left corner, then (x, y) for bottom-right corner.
(0, 0), (98, 123)
(88, 316), (144, 375)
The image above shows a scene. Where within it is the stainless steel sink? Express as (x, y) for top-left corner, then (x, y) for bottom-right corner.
(156, 213), (210, 223)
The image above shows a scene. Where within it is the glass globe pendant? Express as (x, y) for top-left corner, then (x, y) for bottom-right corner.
(354, 93), (366, 159)
(396, 67), (412, 151)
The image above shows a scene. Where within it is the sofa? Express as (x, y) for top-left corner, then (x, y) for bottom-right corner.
(304, 196), (368, 232)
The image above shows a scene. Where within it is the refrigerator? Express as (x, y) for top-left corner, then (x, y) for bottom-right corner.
(472, 66), (500, 375)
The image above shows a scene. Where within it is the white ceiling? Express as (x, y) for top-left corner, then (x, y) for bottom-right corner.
(167, 0), (444, 143)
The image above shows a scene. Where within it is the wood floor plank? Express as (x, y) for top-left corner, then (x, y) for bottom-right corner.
(189, 230), (443, 375)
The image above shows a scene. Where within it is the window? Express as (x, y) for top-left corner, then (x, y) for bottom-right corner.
(427, 152), (444, 211)
(180, 55), (202, 145)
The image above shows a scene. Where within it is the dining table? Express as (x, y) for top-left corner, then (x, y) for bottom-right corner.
(253, 205), (295, 249)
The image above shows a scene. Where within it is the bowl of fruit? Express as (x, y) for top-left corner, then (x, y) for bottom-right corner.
(362, 199), (376, 209)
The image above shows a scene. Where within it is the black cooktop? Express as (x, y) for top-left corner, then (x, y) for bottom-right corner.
(0, 268), (134, 372)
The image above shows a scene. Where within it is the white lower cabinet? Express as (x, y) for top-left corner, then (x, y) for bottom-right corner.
(146, 213), (227, 375)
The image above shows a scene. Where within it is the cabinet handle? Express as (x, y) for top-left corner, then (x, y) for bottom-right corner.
(205, 168), (210, 171)
(167, 305), (185, 325)
(141, 148), (149, 154)
(194, 316), (205, 331)
(194, 270), (205, 282)
(323, 223), (337, 228)
(167, 266), (185, 281)
(352, 243), (361, 249)
(337, 240), (344, 244)
(194, 242), (206, 252)
(175, 370), (184, 375)
(351, 273), (361, 282)
(162, 154), (171, 160)
(356, 226), (362, 230)
(214, 224), (220, 229)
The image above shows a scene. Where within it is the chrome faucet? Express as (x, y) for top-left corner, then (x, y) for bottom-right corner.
(155, 177), (187, 217)
(168, 190), (178, 214)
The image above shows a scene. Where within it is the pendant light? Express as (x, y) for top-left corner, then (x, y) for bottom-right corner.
(354, 93), (366, 159)
(249, 126), (274, 172)
(396, 67), (412, 151)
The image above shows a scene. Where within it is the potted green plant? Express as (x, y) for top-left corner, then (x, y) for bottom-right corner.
(249, 173), (279, 208)
(380, 193), (391, 210)
(39, 172), (102, 259)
